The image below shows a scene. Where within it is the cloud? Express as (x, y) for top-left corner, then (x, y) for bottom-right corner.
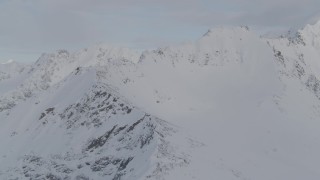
(0, 0), (319, 62)
(158, 0), (320, 28)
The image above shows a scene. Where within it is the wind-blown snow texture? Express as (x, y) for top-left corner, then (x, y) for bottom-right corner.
(1, 21), (320, 179)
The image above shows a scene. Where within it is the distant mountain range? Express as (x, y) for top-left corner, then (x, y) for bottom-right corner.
(1, 20), (320, 180)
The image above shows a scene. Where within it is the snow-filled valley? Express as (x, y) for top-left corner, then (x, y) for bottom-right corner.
(1, 21), (320, 179)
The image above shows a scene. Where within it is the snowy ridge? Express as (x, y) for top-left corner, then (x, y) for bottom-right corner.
(0, 45), (140, 113)
(1, 20), (320, 179)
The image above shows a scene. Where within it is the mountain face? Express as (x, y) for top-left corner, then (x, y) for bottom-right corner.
(1, 21), (320, 179)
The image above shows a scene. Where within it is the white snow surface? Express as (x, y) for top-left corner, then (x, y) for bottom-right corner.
(1, 22), (320, 179)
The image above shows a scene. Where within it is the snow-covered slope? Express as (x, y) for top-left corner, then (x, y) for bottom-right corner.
(0, 60), (29, 82)
(1, 21), (320, 179)
(0, 66), (190, 180)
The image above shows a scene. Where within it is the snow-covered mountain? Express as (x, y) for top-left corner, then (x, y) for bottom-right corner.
(1, 21), (320, 179)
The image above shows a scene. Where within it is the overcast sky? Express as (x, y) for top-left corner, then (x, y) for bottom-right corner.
(0, 0), (320, 63)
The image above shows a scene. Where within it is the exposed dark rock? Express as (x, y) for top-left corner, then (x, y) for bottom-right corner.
(75, 175), (90, 180)
(127, 115), (146, 133)
(86, 125), (117, 151)
(273, 48), (285, 66)
(91, 157), (111, 172)
(306, 74), (320, 99)
(39, 112), (46, 120)
(114, 125), (127, 135)
(46, 173), (61, 180)
(118, 157), (133, 171)
(46, 107), (55, 114)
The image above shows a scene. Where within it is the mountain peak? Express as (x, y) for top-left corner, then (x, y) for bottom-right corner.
(202, 26), (250, 38)
(302, 19), (320, 31)
(295, 19), (320, 47)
